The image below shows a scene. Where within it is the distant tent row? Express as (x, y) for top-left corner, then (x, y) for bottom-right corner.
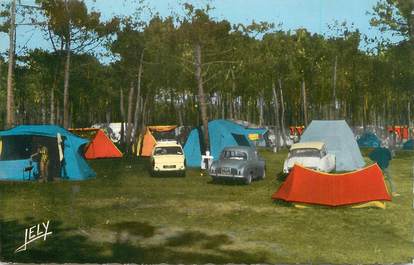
(357, 132), (381, 148)
(184, 119), (267, 167)
(272, 164), (391, 208)
(69, 128), (123, 159)
(0, 125), (95, 181)
(300, 120), (365, 172)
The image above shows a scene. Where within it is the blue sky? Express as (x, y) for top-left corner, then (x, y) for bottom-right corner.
(0, 0), (399, 59)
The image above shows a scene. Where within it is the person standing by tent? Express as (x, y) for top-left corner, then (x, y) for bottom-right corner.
(32, 145), (49, 182)
(369, 142), (399, 197)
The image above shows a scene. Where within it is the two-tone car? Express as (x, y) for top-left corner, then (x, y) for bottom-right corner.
(283, 141), (335, 173)
(150, 141), (186, 176)
(209, 146), (266, 184)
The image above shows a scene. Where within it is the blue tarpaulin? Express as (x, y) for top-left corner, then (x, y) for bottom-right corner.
(0, 125), (96, 181)
(300, 120), (365, 171)
(184, 120), (267, 167)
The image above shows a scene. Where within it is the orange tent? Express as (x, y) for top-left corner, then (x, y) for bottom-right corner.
(137, 125), (177, 156)
(272, 164), (391, 207)
(69, 128), (123, 159)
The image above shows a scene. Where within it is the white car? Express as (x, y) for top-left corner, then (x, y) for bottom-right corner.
(283, 141), (335, 173)
(150, 141), (186, 176)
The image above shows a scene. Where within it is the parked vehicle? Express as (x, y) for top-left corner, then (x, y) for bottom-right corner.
(150, 141), (186, 176)
(283, 141), (335, 173)
(209, 146), (266, 184)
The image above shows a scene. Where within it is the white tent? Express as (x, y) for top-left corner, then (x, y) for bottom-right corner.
(300, 120), (365, 171)
(91, 123), (135, 143)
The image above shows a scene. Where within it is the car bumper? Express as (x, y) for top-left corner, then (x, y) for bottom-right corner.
(154, 168), (185, 172)
(284, 166), (318, 173)
(209, 173), (244, 179)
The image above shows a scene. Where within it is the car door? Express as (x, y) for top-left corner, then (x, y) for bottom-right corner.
(252, 150), (261, 178)
(256, 151), (265, 177)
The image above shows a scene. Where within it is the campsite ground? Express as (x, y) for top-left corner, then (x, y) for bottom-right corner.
(1, 149), (413, 264)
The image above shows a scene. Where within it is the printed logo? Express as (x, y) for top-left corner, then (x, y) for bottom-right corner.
(15, 220), (52, 253)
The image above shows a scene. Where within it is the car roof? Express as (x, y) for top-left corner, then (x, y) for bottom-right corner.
(290, 141), (325, 150)
(223, 146), (253, 152)
(154, 141), (182, 147)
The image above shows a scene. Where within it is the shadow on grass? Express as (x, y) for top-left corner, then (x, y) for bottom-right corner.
(272, 200), (293, 207)
(208, 178), (248, 186)
(1, 218), (268, 264)
(107, 221), (156, 238)
(276, 171), (288, 182)
(150, 172), (186, 178)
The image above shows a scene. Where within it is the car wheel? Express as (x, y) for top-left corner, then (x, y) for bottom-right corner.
(245, 174), (252, 185)
(181, 171), (186, 177)
(150, 169), (156, 177)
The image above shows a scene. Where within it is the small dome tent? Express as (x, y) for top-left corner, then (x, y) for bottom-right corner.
(272, 164), (391, 208)
(300, 120), (365, 171)
(69, 128), (123, 159)
(403, 139), (414, 150)
(137, 125), (178, 156)
(184, 119), (267, 167)
(357, 132), (381, 148)
(0, 125), (96, 181)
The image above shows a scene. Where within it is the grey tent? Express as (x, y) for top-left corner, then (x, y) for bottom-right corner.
(300, 120), (365, 171)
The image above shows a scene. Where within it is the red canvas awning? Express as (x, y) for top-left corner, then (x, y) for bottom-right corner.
(272, 164), (391, 206)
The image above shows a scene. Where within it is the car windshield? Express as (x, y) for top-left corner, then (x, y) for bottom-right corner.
(289, 148), (321, 158)
(154, 146), (183, 155)
(221, 150), (248, 160)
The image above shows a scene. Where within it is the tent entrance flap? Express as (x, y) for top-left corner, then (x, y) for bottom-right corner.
(0, 135), (62, 180)
(231, 133), (250, 146)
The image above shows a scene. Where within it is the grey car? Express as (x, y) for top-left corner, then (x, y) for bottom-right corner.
(209, 146), (266, 184)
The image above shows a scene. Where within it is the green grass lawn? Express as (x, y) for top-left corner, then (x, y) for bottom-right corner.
(1, 149), (413, 263)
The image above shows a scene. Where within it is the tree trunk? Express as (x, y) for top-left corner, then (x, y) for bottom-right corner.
(63, 38), (71, 128)
(125, 81), (135, 154)
(302, 79), (308, 126)
(141, 97), (149, 129)
(106, 103), (111, 123)
(56, 98), (61, 125)
(120, 88), (126, 148)
(50, 85), (55, 124)
(6, 0), (16, 129)
(221, 92), (225, 119)
(131, 50), (145, 154)
(195, 43), (209, 150)
(332, 55), (337, 120)
(41, 96), (46, 124)
(272, 82), (281, 149)
(259, 93), (264, 126)
(408, 100), (411, 128)
(279, 79), (287, 147)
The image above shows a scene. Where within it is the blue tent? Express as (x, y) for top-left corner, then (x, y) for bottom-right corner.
(403, 139), (414, 150)
(357, 132), (381, 148)
(300, 120), (365, 171)
(0, 125), (96, 181)
(184, 120), (267, 167)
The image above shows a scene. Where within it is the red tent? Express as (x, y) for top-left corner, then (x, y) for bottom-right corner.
(272, 164), (391, 207)
(70, 128), (123, 159)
